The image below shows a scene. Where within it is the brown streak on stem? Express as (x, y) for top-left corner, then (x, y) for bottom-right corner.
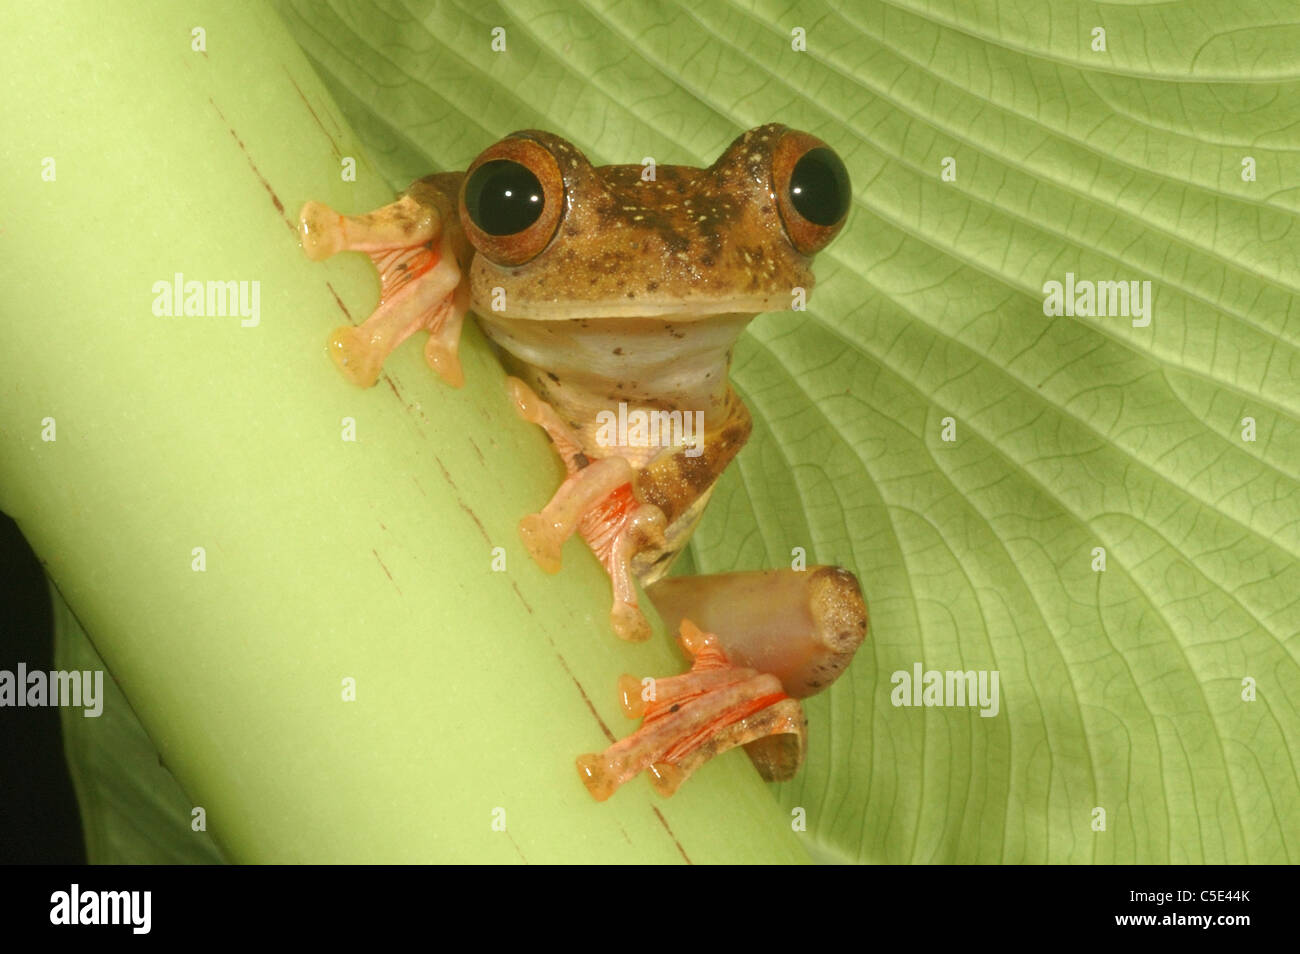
(540, 632), (615, 745)
(433, 457), (492, 546)
(207, 98), (294, 233)
(324, 282), (353, 322)
(652, 808), (692, 864)
(284, 67), (342, 158)
(504, 829), (527, 863)
(509, 580), (533, 615)
(371, 549), (400, 594)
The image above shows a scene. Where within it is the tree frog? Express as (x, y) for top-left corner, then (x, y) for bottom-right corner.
(299, 124), (867, 800)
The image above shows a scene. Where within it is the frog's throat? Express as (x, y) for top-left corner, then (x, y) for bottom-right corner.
(473, 310), (754, 428)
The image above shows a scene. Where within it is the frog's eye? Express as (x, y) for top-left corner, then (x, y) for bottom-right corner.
(773, 131), (851, 255)
(460, 137), (564, 266)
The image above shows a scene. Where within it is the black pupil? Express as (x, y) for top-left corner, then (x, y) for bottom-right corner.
(464, 160), (545, 235)
(788, 147), (850, 227)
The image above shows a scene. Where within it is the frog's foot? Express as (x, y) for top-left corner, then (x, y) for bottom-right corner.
(298, 196), (467, 388)
(645, 565), (868, 698)
(516, 456), (635, 574)
(300, 194), (436, 261)
(505, 377), (667, 641)
(576, 620), (807, 801)
(594, 496), (665, 641)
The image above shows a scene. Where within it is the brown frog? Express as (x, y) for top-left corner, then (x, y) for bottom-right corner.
(298, 124), (867, 800)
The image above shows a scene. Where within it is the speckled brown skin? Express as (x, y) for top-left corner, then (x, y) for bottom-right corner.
(634, 388), (752, 524)
(626, 387), (752, 582)
(464, 126), (815, 320)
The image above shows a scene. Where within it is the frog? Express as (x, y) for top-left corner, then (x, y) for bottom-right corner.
(298, 124), (868, 800)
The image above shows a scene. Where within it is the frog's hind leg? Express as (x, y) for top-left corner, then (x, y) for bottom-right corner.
(576, 566), (867, 800)
(576, 619), (807, 800)
(646, 566), (868, 699)
(298, 179), (469, 388)
(505, 376), (667, 642)
(577, 487), (666, 642)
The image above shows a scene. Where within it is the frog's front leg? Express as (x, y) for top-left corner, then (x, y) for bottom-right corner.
(506, 377), (666, 642)
(298, 173), (470, 388)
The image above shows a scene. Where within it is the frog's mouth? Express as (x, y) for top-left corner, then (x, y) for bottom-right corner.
(469, 294), (804, 322)
(468, 250), (815, 322)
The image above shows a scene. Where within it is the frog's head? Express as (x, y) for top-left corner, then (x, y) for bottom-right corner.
(455, 124), (851, 321)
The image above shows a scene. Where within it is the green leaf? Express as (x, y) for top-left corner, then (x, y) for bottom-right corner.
(54, 583), (226, 864)
(273, 0), (1300, 863)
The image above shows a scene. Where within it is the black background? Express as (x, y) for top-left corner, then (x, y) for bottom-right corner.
(0, 510), (84, 863)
